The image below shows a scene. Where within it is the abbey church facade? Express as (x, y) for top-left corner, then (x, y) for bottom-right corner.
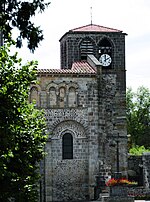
(29, 24), (128, 201)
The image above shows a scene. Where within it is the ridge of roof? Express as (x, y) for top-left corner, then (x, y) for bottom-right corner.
(70, 24), (122, 33)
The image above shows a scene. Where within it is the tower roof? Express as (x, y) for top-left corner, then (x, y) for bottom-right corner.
(60, 24), (126, 42)
(69, 24), (122, 33)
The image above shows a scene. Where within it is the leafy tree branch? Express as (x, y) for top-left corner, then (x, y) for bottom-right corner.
(0, 42), (48, 201)
(127, 86), (150, 148)
(0, 0), (50, 52)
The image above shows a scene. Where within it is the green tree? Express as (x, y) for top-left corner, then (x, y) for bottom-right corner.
(126, 86), (150, 148)
(129, 145), (150, 156)
(0, 42), (47, 201)
(0, 0), (50, 52)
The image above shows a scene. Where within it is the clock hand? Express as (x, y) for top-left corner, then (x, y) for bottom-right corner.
(106, 56), (110, 60)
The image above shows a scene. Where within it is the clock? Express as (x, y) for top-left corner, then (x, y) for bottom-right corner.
(99, 54), (112, 67)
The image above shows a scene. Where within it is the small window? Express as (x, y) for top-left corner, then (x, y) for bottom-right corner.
(30, 87), (38, 106)
(80, 38), (94, 60)
(62, 133), (73, 159)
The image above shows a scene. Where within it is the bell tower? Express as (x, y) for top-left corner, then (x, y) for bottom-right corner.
(59, 24), (128, 176)
(59, 24), (127, 90)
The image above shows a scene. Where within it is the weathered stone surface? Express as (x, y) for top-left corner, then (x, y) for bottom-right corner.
(109, 186), (128, 197)
(143, 152), (150, 189)
(101, 196), (134, 202)
(29, 24), (128, 201)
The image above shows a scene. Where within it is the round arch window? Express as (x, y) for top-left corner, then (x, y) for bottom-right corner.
(62, 133), (73, 159)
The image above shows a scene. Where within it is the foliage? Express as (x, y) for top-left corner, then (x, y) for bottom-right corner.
(129, 145), (150, 156)
(126, 86), (150, 148)
(0, 0), (50, 52)
(134, 194), (150, 200)
(0, 42), (47, 201)
(106, 178), (137, 187)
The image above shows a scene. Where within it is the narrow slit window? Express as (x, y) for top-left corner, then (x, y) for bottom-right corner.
(62, 133), (73, 159)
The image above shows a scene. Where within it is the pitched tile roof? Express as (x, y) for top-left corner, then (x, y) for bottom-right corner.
(71, 61), (96, 73)
(70, 24), (122, 33)
(38, 61), (96, 75)
(38, 68), (73, 74)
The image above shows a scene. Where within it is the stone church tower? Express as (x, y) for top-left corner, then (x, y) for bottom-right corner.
(29, 24), (128, 201)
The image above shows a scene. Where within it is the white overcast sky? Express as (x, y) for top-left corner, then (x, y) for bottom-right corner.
(12, 0), (150, 90)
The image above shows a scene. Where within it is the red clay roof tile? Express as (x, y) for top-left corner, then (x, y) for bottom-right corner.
(70, 24), (122, 33)
(38, 61), (96, 75)
(72, 61), (96, 73)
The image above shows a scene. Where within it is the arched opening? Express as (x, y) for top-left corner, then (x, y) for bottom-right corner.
(98, 38), (112, 67)
(62, 133), (73, 159)
(68, 87), (76, 107)
(30, 87), (38, 106)
(59, 87), (66, 108)
(98, 38), (112, 53)
(49, 87), (57, 108)
(80, 38), (94, 60)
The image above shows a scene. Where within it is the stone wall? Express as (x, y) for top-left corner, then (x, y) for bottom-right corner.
(31, 74), (100, 201)
(128, 153), (150, 189)
(30, 66), (128, 201)
(128, 186), (150, 198)
(100, 73), (127, 176)
(128, 155), (143, 185)
(49, 118), (89, 201)
(143, 152), (150, 189)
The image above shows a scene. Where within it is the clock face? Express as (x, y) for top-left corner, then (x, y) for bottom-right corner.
(99, 54), (112, 67)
